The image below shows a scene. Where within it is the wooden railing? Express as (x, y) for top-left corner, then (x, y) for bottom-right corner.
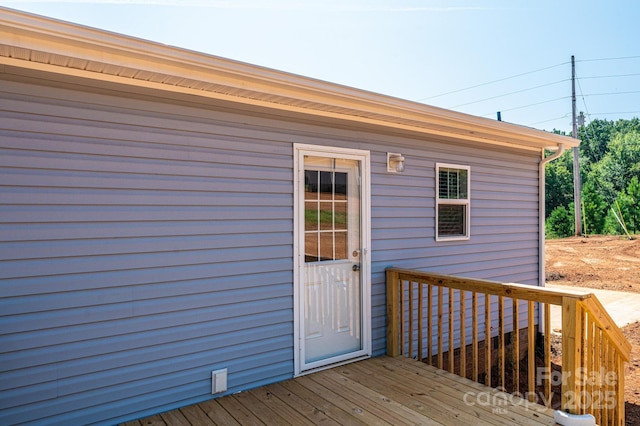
(386, 268), (631, 426)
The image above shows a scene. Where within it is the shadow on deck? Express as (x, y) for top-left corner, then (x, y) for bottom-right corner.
(122, 356), (557, 426)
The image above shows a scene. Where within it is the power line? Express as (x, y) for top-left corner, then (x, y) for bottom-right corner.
(580, 73), (640, 80)
(576, 76), (596, 148)
(417, 61), (569, 101)
(480, 95), (569, 117)
(581, 90), (640, 97)
(448, 79), (569, 109)
(576, 76), (592, 121)
(577, 70), (640, 121)
(527, 114), (570, 126)
(588, 111), (640, 116)
(577, 55), (640, 63)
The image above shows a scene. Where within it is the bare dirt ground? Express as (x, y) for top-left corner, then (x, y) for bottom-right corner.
(545, 236), (640, 425)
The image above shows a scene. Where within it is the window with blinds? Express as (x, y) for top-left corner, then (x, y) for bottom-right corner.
(436, 164), (470, 241)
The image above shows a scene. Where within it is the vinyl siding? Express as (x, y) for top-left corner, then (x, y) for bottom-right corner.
(368, 144), (542, 355)
(1, 79), (296, 425)
(1, 76), (541, 425)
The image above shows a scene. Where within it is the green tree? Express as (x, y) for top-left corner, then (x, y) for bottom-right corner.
(581, 180), (607, 235)
(546, 205), (574, 239)
(617, 176), (640, 234)
(603, 208), (623, 235)
(545, 150), (574, 217)
(545, 117), (640, 237)
(627, 176), (640, 233)
(589, 130), (640, 200)
(578, 119), (615, 164)
(577, 118), (640, 165)
(613, 117), (640, 137)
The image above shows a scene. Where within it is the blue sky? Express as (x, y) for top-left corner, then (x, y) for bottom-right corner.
(1, 0), (639, 133)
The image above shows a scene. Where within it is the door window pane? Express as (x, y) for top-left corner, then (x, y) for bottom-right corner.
(305, 202), (318, 231)
(305, 170), (318, 200)
(319, 232), (334, 261)
(319, 202), (333, 230)
(305, 233), (319, 262)
(304, 161), (356, 262)
(334, 172), (347, 200)
(334, 202), (347, 231)
(334, 231), (347, 260)
(320, 171), (333, 200)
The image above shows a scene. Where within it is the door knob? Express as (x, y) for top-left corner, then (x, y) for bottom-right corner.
(352, 264), (360, 272)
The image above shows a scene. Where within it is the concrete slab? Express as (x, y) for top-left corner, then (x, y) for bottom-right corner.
(545, 283), (640, 334)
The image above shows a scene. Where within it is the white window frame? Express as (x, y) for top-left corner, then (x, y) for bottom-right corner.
(436, 163), (471, 242)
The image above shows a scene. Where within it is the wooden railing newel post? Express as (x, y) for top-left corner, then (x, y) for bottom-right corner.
(561, 297), (582, 414)
(386, 269), (401, 357)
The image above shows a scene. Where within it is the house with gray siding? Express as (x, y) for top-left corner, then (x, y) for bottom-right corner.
(0, 7), (578, 425)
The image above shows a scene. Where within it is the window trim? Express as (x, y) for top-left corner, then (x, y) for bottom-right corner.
(436, 163), (471, 242)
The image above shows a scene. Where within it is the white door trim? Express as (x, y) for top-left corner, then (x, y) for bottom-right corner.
(293, 143), (371, 377)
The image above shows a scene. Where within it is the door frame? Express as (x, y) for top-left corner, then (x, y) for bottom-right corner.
(293, 143), (371, 376)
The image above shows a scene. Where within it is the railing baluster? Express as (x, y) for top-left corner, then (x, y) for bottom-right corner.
(513, 297), (520, 395)
(528, 300), (535, 402)
(596, 327), (603, 426)
(604, 342), (609, 425)
(460, 290), (466, 379)
(408, 281), (413, 359)
(401, 279), (406, 356)
(585, 316), (598, 414)
(449, 288), (455, 373)
(418, 283), (423, 362)
(427, 284), (432, 366)
(610, 344), (616, 426)
(544, 303), (551, 407)
(485, 293), (491, 387)
(617, 348), (624, 426)
(602, 338), (615, 425)
(498, 295), (505, 389)
(472, 291), (478, 382)
(437, 286), (443, 370)
(580, 308), (587, 414)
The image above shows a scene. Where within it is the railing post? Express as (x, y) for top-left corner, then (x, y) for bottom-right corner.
(386, 269), (401, 357)
(616, 351), (625, 426)
(561, 297), (582, 414)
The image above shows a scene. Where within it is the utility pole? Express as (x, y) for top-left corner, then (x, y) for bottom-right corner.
(571, 55), (582, 236)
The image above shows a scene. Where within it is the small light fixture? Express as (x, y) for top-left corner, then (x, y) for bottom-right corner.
(387, 152), (405, 173)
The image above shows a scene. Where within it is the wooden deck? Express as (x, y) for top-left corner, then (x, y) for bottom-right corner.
(122, 356), (558, 426)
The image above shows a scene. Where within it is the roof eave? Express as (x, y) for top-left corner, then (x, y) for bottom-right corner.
(0, 7), (578, 151)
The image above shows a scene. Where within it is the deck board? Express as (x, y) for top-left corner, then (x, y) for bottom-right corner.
(246, 386), (317, 426)
(159, 409), (191, 426)
(197, 399), (241, 426)
(345, 360), (481, 425)
(125, 357), (558, 426)
(261, 382), (342, 425)
(178, 405), (216, 426)
(297, 374), (393, 426)
(375, 356), (552, 426)
(215, 394), (265, 426)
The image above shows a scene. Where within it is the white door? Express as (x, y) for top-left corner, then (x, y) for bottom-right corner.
(294, 144), (371, 375)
